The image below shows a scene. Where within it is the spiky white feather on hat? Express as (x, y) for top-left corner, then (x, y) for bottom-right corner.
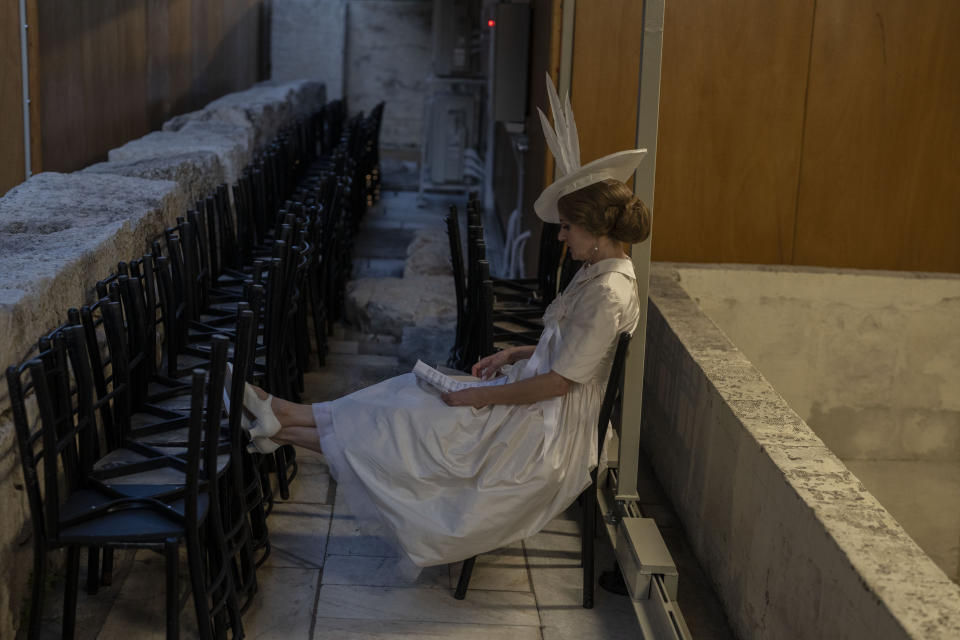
(534, 73), (647, 223)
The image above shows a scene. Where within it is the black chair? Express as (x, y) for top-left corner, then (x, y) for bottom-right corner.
(8, 332), (242, 639)
(454, 332), (633, 608)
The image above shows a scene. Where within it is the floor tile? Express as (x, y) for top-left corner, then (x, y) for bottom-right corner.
(313, 584), (540, 627)
(531, 562), (640, 640)
(323, 555), (450, 589)
(238, 566), (319, 639)
(97, 551), (200, 640)
(326, 512), (400, 558)
(283, 459), (333, 505)
(448, 541), (531, 593)
(312, 617), (542, 639)
(262, 502), (332, 568)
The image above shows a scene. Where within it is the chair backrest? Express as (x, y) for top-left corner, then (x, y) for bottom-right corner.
(7, 325), (102, 541)
(189, 335), (229, 525)
(83, 296), (134, 446)
(446, 206), (467, 368)
(597, 332), (632, 448)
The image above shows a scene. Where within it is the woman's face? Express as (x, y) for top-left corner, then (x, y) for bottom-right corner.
(557, 214), (596, 262)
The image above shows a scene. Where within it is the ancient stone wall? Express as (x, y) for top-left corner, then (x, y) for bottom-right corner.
(0, 78), (324, 640)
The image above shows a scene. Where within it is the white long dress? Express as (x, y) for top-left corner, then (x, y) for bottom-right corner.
(314, 257), (640, 567)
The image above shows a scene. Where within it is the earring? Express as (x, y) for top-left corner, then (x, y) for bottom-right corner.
(590, 244), (599, 264)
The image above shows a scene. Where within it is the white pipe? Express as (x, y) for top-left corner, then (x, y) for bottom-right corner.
(618, 0), (665, 502)
(18, 0), (32, 179)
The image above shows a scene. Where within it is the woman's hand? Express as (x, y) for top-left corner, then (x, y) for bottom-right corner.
(441, 388), (487, 408)
(471, 349), (513, 380)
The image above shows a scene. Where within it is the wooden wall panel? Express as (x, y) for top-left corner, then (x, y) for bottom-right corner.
(570, 0), (645, 165)
(652, 0), (814, 264)
(0, 2), (26, 196)
(37, 0), (149, 172)
(24, 0), (265, 177)
(794, 0), (960, 272)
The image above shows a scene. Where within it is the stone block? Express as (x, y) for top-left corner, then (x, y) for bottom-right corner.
(403, 227), (451, 277)
(0, 172), (183, 375)
(343, 275), (456, 338)
(164, 79), (326, 150)
(92, 119), (251, 189)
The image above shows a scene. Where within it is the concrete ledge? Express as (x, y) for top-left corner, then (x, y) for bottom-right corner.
(0, 77), (325, 640)
(641, 265), (960, 639)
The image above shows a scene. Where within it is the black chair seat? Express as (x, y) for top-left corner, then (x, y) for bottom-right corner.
(59, 491), (210, 543)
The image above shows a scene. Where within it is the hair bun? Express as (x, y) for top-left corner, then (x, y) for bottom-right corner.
(557, 178), (652, 244)
(608, 195), (651, 244)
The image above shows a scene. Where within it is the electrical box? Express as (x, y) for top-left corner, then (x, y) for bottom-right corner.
(492, 3), (530, 122)
(615, 517), (679, 601)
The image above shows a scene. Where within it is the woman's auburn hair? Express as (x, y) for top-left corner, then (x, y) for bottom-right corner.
(557, 179), (651, 244)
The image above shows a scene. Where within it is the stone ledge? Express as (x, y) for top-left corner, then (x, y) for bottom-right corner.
(164, 79), (326, 149)
(642, 264), (960, 640)
(0, 172), (183, 372)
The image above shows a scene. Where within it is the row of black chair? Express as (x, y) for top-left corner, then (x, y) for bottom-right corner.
(8, 98), (386, 639)
(446, 195), (578, 370)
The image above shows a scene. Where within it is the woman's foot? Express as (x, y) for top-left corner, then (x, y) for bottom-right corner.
(243, 385), (282, 454)
(244, 385), (282, 439)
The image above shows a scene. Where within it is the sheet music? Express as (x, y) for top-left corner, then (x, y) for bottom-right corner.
(412, 360), (508, 394)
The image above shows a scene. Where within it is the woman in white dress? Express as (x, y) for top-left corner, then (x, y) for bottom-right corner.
(239, 176), (651, 568)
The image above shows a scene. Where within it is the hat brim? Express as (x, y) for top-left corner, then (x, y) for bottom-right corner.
(533, 149), (647, 224)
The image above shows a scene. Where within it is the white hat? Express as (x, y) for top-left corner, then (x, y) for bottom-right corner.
(533, 73), (647, 224)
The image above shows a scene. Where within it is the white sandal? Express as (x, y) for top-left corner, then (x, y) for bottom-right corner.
(246, 435), (281, 455)
(245, 390), (282, 439)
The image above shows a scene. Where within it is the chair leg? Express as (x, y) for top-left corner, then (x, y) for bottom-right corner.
(101, 549), (114, 586)
(582, 479), (597, 609)
(454, 557), (477, 600)
(165, 538), (180, 640)
(63, 546), (81, 639)
(274, 448), (290, 500)
(28, 544), (47, 640)
(86, 546), (99, 594)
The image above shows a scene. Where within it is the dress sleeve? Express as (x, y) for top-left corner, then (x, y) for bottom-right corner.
(551, 281), (623, 385)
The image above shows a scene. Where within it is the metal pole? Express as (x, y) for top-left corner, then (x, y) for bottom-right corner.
(18, 0), (32, 179)
(557, 0), (576, 108)
(618, 0), (665, 502)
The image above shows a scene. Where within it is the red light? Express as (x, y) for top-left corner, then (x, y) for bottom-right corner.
(487, 19), (495, 27)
